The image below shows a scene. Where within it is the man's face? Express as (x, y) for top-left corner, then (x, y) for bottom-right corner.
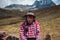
(27, 15), (34, 24)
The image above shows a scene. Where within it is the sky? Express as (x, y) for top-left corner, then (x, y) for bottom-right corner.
(0, 0), (60, 8)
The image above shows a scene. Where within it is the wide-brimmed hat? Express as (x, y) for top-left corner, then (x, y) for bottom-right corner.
(23, 12), (36, 18)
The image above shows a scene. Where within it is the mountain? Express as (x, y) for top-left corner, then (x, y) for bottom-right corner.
(0, 5), (60, 23)
(5, 0), (56, 10)
(5, 4), (33, 11)
(33, 0), (56, 8)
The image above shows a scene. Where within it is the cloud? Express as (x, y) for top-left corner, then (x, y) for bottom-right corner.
(0, 0), (12, 8)
(52, 0), (60, 5)
(52, 0), (57, 2)
(20, 0), (35, 5)
(0, 0), (60, 8)
(10, 0), (24, 4)
(0, 0), (35, 8)
(11, 0), (35, 5)
(56, 0), (60, 5)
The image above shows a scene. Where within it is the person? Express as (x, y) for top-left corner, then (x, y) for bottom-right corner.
(20, 12), (41, 40)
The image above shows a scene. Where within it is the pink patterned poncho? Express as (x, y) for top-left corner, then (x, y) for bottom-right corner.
(20, 21), (41, 40)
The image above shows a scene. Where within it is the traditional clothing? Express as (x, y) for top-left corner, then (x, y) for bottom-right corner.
(20, 21), (41, 40)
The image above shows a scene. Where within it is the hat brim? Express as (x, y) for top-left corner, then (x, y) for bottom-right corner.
(23, 15), (36, 18)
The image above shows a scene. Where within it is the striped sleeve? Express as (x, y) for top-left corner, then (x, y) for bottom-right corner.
(36, 22), (41, 40)
(20, 23), (27, 40)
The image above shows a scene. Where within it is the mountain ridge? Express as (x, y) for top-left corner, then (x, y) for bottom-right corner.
(5, 0), (56, 10)
(0, 5), (60, 25)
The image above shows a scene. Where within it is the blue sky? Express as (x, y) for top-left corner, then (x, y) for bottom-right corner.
(0, 0), (60, 8)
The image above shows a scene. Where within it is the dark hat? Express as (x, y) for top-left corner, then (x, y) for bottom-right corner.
(24, 12), (36, 18)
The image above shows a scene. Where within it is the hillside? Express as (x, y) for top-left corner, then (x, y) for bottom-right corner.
(0, 5), (60, 40)
(5, 0), (56, 10)
(33, 5), (60, 40)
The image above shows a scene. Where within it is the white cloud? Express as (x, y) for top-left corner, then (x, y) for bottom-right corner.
(0, 0), (60, 8)
(0, 0), (12, 8)
(11, 0), (35, 5)
(20, 0), (35, 5)
(0, 0), (35, 8)
(52, 0), (57, 2)
(52, 0), (60, 5)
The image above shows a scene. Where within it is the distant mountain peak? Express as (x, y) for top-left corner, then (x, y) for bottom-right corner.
(5, 0), (56, 11)
(32, 0), (56, 8)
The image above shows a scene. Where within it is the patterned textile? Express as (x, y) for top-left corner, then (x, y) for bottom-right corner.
(20, 21), (41, 40)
